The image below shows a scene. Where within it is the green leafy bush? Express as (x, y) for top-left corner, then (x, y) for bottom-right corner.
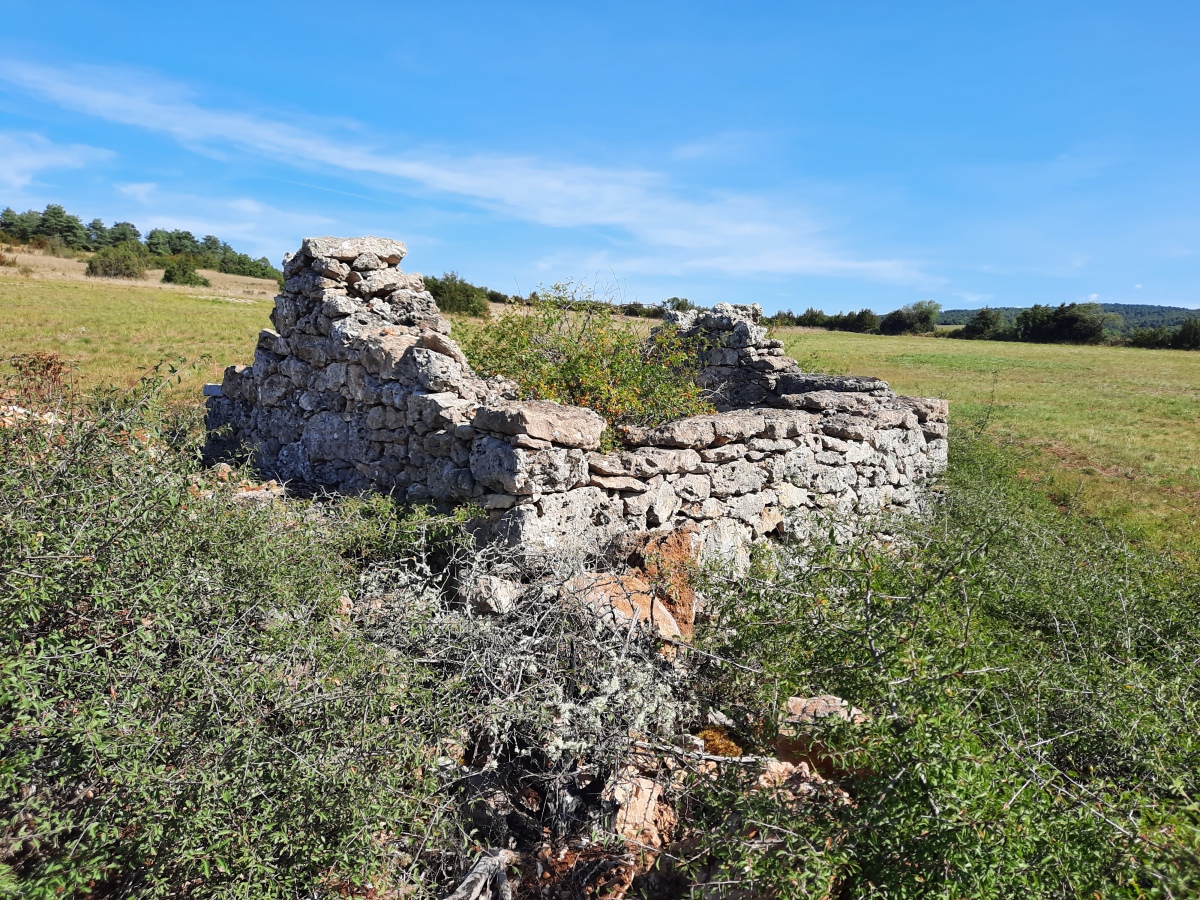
(161, 256), (211, 287)
(0, 377), (463, 898)
(687, 433), (1200, 897)
(457, 282), (713, 442)
(424, 271), (488, 316)
(84, 242), (148, 279)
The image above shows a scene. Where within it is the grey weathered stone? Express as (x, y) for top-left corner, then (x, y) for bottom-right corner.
(474, 400), (606, 450)
(302, 236), (408, 264)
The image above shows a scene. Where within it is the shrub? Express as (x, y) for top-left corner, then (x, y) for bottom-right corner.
(424, 271), (488, 316)
(161, 256), (211, 287)
(85, 242), (147, 279)
(879, 299), (941, 335)
(457, 282), (713, 441)
(0, 379), (464, 898)
(689, 433), (1200, 896)
(1174, 316), (1200, 350)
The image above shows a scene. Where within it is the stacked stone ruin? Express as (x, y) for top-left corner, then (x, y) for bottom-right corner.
(205, 237), (948, 567)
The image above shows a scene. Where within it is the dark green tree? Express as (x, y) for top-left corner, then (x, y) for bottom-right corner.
(424, 271), (488, 316)
(959, 307), (1004, 340)
(86, 218), (110, 248)
(108, 221), (141, 244)
(145, 228), (172, 256)
(1174, 317), (1200, 350)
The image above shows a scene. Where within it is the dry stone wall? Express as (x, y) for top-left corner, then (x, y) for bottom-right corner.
(205, 237), (948, 567)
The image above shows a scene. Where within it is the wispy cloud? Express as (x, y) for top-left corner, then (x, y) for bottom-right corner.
(116, 181), (157, 202)
(0, 60), (935, 285)
(0, 131), (110, 191)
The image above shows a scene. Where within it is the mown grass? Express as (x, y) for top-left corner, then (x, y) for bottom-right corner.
(0, 275), (272, 394)
(778, 328), (1200, 557)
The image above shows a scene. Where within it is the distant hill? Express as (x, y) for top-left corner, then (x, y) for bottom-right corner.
(939, 303), (1199, 334)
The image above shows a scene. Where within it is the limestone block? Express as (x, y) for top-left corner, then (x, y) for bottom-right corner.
(416, 331), (470, 366)
(359, 329), (420, 378)
(284, 270), (343, 297)
(587, 452), (625, 476)
(350, 268), (426, 296)
(921, 421), (949, 440)
(256, 375), (292, 408)
(321, 294), (357, 319)
(712, 413), (766, 444)
(466, 575), (521, 615)
(351, 252), (387, 271)
(311, 256), (350, 280)
(469, 436), (587, 495)
(710, 459), (767, 498)
(301, 411), (348, 462)
(645, 479), (682, 527)
(776, 482), (810, 509)
(631, 416), (716, 449)
(590, 474), (648, 492)
(813, 465), (856, 494)
(747, 437), (795, 453)
(624, 447), (703, 477)
(694, 518), (753, 575)
(398, 347), (463, 393)
(473, 400), (606, 450)
(302, 236), (408, 265)
(424, 432), (455, 457)
(674, 473), (712, 502)
(700, 444), (747, 463)
(900, 396), (949, 423)
(426, 459), (475, 499)
(409, 391), (473, 427)
(681, 497), (724, 519)
(488, 487), (624, 556)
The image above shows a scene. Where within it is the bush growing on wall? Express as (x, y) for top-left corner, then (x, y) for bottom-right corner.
(457, 282), (713, 440)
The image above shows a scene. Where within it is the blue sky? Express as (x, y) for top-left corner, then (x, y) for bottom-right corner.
(2, 1), (1198, 313)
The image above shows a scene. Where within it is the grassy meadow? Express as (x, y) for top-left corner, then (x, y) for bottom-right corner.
(0, 272), (274, 392)
(777, 328), (1200, 556)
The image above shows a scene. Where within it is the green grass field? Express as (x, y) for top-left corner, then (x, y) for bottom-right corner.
(1, 272), (1195, 555)
(778, 328), (1200, 555)
(0, 274), (273, 392)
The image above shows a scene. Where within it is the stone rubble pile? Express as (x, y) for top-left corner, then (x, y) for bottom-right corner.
(205, 238), (948, 568)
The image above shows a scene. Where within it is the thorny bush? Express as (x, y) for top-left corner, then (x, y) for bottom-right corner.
(4, 361), (1200, 898)
(457, 283), (713, 448)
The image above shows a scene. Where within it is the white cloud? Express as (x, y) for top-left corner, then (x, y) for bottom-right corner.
(1088, 292), (1099, 301)
(0, 131), (110, 191)
(0, 60), (935, 285)
(117, 182), (157, 202)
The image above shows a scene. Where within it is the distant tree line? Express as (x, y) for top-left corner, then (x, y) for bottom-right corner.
(0, 203), (281, 283)
(763, 301), (941, 336)
(953, 302), (1200, 348)
(939, 302), (1198, 333)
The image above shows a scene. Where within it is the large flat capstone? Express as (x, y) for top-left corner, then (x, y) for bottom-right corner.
(474, 400), (606, 450)
(301, 236), (408, 265)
